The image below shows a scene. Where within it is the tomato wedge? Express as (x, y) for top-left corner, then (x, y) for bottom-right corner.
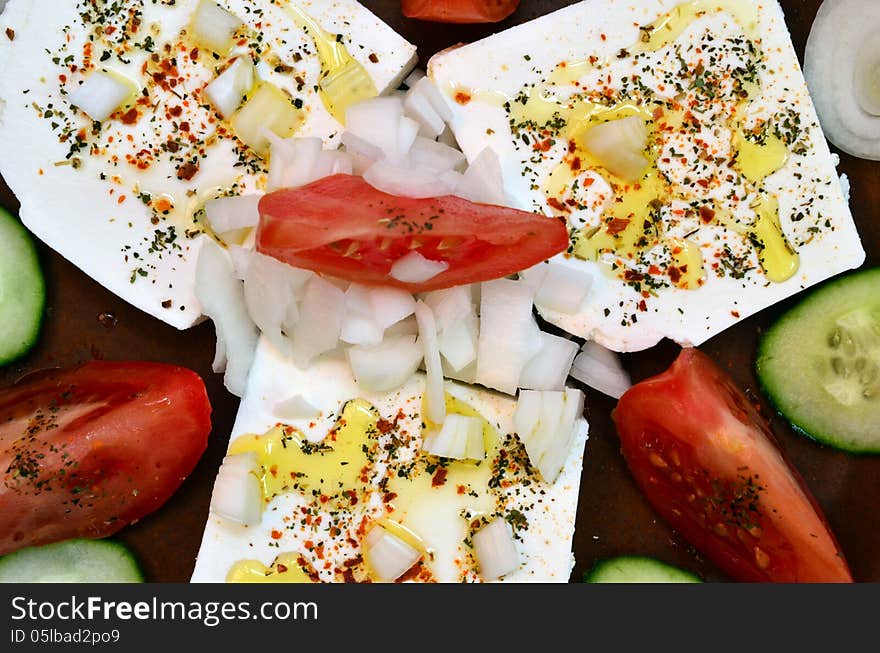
(401, 0), (520, 23)
(613, 349), (852, 582)
(256, 174), (568, 293)
(0, 361), (211, 555)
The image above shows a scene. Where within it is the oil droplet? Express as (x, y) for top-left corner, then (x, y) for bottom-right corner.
(735, 131), (789, 183)
(227, 553), (314, 583)
(749, 195), (799, 283)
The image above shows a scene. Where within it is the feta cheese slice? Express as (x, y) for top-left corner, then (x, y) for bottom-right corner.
(429, 0), (865, 351)
(192, 336), (588, 583)
(0, 0), (416, 329)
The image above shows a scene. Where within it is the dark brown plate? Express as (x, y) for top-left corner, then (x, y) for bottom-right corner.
(1, 0), (877, 582)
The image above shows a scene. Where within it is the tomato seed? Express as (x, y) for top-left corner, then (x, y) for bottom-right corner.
(648, 453), (668, 469)
(754, 546), (770, 569)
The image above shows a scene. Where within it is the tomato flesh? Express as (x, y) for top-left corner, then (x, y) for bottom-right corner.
(256, 174), (569, 293)
(613, 348), (852, 582)
(0, 361), (211, 555)
(401, 0), (520, 23)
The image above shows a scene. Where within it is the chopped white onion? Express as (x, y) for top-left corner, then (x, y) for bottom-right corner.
(422, 414), (484, 461)
(243, 253), (312, 355)
(473, 518), (519, 581)
(366, 285), (417, 329)
(579, 115), (650, 181)
(347, 335), (423, 392)
(291, 274), (345, 368)
(451, 147), (505, 205)
(519, 332), (579, 391)
(437, 313), (479, 372)
(363, 525), (421, 582)
(204, 56), (254, 119)
(514, 388), (584, 483)
(225, 244), (254, 280)
(411, 77), (453, 123)
(409, 137), (466, 173)
(363, 159), (455, 198)
(533, 263), (593, 314)
(476, 279), (536, 395)
(404, 89), (445, 138)
(204, 195), (261, 233)
(569, 341), (632, 399)
(415, 301), (446, 424)
(442, 358), (478, 385)
(422, 285), (472, 332)
(397, 116), (420, 158)
(210, 452), (262, 526)
(267, 136), (353, 191)
(404, 68), (427, 89)
(68, 70), (136, 122)
(804, 0), (880, 160)
(384, 315), (419, 338)
(390, 251), (449, 284)
(274, 394), (321, 420)
(189, 0), (243, 54)
(195, 238), (258, 397)
(345, 96), (405, 161)
(341, 131), (384, 161)
(230, 83), (303, 157)
(340, 312), (384, 347)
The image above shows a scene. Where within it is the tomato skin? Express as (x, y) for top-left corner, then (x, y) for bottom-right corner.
(256, 174), (569, 293)
(402, 0), (519, 23)
(0, 361), (211, 555)
(613, 349), (852, 583)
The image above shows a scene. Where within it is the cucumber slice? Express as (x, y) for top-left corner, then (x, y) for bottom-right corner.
(0, 206), (45, 365)
(0, 539), (144, 583)
(757, 267), (880, 453)
(584, 556), (702, 583)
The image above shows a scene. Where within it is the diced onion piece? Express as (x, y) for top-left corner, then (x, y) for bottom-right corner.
(274, 394), (321, 420)
(204, 57), (254, 118)
(519, 332), (579, 391)
(347, 335), (423, 392)
(266, 136), (352, 191)
(230, 83), (304, 157)
(390, 251), (449, 284)
(422, 413), (484, 460)
(340, 312), (384, 347)
(804, 0), (880, 159)
(514, 388), (584, 483)
(226, 244), (254, 281)
(291, 274), (345, 368)
(438, 313), (479, 372)
(397, 116), (420, 158)
(534, 263), (593, 314)
(476, 279), (536, 395)
(579, 115), (650, 182)
(195, 238), (258, 397)
(422, 285), (472, 332)
(341, 131), (384, 161)
(404, 88), (445, 137)
(366, 286), (417, 329)
(210, 452), (262, 526)
(412, 77), (453, 123)
(345, 96), (405, 161)
(453, 147), (505, 205)
(409, 137), (466, 173)
(385, 315), (419, 338)
(404, 68), (427, 89)
(570, 341), (632, 399)
(363, 159), (455, 198)
(473, 518), (519, 581)
(415, 301), (446, 424)
(68, 70), (136, 122)
(243, 253), (312, 355)
(363, 525), (421, 582)
(204, 195), (261, 233)
(190, 0), (243, 54)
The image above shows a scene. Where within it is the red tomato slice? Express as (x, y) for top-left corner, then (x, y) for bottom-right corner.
(256, 174), (568, 293)
(613, 348), (852, 582)
(0, 361), (211, 555)
(402, 0), (519, 23)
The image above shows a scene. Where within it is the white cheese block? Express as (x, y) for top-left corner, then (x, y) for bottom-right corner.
(0, 0), (416, 328)
(429, 0), (865, 351)
(191, 336), (588, 583)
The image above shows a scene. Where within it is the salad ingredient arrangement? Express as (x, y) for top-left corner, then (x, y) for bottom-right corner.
(0, 206), (44, 365)
(0, 539), (143, 583)
(614, 349), (852, 582)
(0, 361), (211, 555)
(757, 267), (880, 453)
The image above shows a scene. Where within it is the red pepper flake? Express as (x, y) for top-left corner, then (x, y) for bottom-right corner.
(699, 206), (716, 223)
(668, 266), (683, 284)
(376, 419), (394, 434)
(532, 139), (552, 152)
(270, 529), (283, 540)
(600, 33), (607, 41)
(546, 197), (570, 213)
(120, 107), (139, 125)
(638, 299), (648, 312)
(5, 28), (14, 41)
(304, 540), (315, 551)
(454, 91), (472, 105)
(652, 107), (664, 121)
(190, 47), (199, 61)
(58, 74), (67, 83)
(570, 156), (582, 171)
(606, 218), (631, 235)
(276, 564), (288, 573)
(169, 105), (183, 118)
(623, 270), (644, 282)
(179, 121), (190, 132)
(731, 310), (740, 318)
(456, 485), (466, 495)
(696, 179), (710, 188)
(432, 468), (448, 487)
(117, 195), (126, 205)
(176, 161), (199, 180)
(368, 53), (379, 63)
(382, 492), (398, 503)
(396, 562), (422, 583)
(648, 265), (661, 275)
